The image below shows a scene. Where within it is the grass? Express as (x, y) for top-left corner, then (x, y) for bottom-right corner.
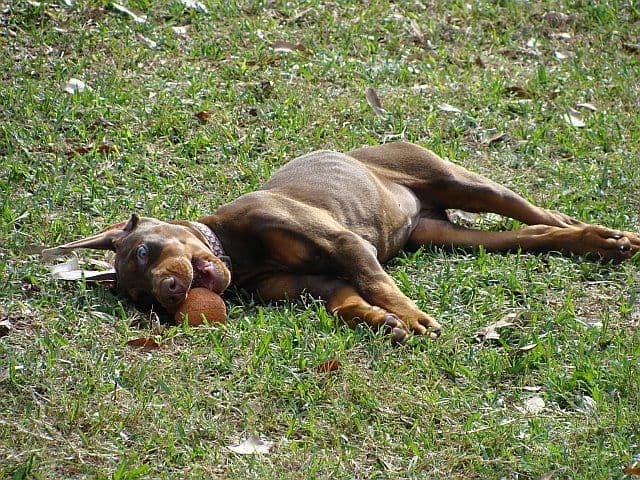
(1, 0), (640, 478)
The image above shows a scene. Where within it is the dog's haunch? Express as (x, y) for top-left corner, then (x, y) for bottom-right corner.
(174, 288), (227, 325)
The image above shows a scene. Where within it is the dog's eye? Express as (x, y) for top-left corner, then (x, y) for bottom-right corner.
(135, 244), (149, 264)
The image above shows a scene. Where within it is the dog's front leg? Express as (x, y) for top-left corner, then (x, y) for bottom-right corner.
(251, 273), (414, 345)
(325, 232), (442, 339)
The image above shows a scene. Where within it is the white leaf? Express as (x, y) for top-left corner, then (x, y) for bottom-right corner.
(179, 0), (208, 13)
(524, 395), (545, 414)
(227, 435), (274, 455)
(563, 107), (585, 127)
(50, 257), (79, 278)
(62, 78), (90, 94)
(554, 50), (572, 60)
(137, 34), (157, 49)
(172, 26), (189, 36)
(576, 102), (597, 112)
(438, 103), (462, 113)
(111, 2), (146, 23)
(549, 32), (571, 40)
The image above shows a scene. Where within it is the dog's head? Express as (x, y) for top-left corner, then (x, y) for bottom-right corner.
(45, 214), (231, 312)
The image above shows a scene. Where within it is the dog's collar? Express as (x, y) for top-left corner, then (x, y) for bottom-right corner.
(190, 221), (231, 269)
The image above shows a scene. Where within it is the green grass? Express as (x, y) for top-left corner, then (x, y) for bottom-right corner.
(1, 0), (640, 478)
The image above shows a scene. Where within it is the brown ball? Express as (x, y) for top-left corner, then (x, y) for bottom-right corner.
(174, 288), (227, 326)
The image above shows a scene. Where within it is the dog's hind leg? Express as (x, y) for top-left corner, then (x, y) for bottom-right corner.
(408, 218), (639, 260)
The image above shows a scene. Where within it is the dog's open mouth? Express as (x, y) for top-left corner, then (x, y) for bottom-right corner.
(190, 257), (220, 291)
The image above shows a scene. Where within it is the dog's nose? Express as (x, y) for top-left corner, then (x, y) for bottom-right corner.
(160, 276), (187, 306)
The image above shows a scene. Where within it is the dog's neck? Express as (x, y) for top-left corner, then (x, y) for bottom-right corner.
(189, 221), (231, 269)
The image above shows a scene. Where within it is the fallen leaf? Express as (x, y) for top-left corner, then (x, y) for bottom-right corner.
(576, 102), (597, 112)
(563, 107), (585, 128)
(438, 102), (462, 113)
(549, 32), (571, 40)
(272, 40), (306, 53)
(540, 471), (555, 480)
(624, 467), (640, 475)
(541, 12), (575, 27)
(196, 110), (211, 122)
(315, 359), (342, 373)
(474, 56), (486, 68)
(522, 386), (542, 392)
(409, 18), (424, 44)
(137, 33), (157, 48)
(111, 2), (146, 23)
(404, 53), (426, 62)
(447, 209), (478, 225)
(365, 87), (388, 116)
(623, 43), (640, 54)
(67, 143), (117, 157)
(517, 342), (538, 353)
(506, 86), (533, 98)
(172, 25), (189, 36)
(62, 78), (90, 94)
(524, 395), (545, 414)
(227, 435), (274, 455)
(475, 312), (517, 340)
(482, 132), (508, 145)
(126, 337), (163, 351)
(179, 0), (208, 13)
(554, 50), (572, 60)
(0, 318), (12, 337)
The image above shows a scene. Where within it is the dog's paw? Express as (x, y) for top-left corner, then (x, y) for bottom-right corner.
(581, 225), (639, 260)
(381, 313), (410, 346)
(406, 313), (442, 340)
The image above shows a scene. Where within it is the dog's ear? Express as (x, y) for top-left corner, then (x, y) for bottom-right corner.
(42, 214), (140, 258)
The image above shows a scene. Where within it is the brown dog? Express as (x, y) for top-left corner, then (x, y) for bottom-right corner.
(46, 142), (640, 343)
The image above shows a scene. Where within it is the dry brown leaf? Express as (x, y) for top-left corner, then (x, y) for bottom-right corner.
(272, 40), (306, 53)
(315, 359), (342, 373)
(474, 56), (486, 68)
(404, 53), (426, 62)
(67, 143), (117, 157)
(505, 86), (532, 98)
(227, 435), (274, 455)
(540, 471), (555, 480)
(409, 18), (424, 44)
(475, 312), (517, 340)
(541, 12), (575, 27)
(483, 132), (508, 145)
(564, 107), (585, 127)
(126, 337), (163, 351)
(624, 467), (640, 475)
(365, 87), (388, 116)
(623, 43), (640, 54)
(0, 318), (12, 337)
(196, 110), (211, 122)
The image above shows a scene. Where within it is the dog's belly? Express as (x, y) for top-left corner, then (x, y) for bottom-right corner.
(263, 151), (421, 260)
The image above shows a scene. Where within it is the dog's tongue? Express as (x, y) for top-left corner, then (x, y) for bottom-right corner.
(191, 257), (218, 291)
